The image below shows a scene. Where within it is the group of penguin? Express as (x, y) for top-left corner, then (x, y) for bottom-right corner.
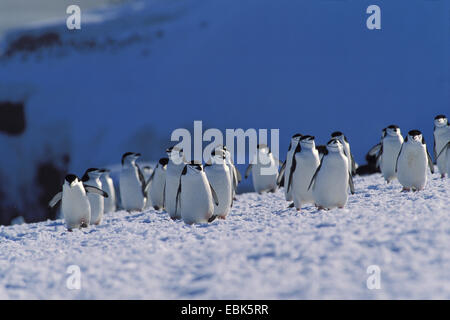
(49, 114), (449, 231)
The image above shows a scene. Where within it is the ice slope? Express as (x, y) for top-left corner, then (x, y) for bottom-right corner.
(0, 173), (449, 299)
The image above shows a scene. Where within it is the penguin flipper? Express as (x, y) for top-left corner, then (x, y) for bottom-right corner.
(84, 185), (109, 198)
(395, 144), (404, 173)
(208, 215), (217, 223)
(287, 157), (297, 194)
(433, 138), (437, 162)
(276, 160), (287, 186)
(367, 143), (382, 157)
(308, 160), (323, 191)
(348, 173), (355, 195)
(209, 183), (219, 206)
(137, 165), (148, 197)
(233, 165), (242, 183)
(244, 164), (252, 179)
(436, 141), (450, 161)
(427, 148), (435, 174)
(350, 153), (357, 175)
(48, 191), (62, 208)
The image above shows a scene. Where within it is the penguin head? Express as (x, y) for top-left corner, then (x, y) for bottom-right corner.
(257, 144), (270, 154)
(326, 138), (343, 152)
(158, 157), (169, 169)
(64, 174), (79, 187)
(82, 168), (102, 181)
(407, 130), (424, 144)
(299, 135), (315, 149)
(386, 125), (401, 137)
(289, 133), (302, 150)
(210, 148), (226, 164)
(166, 146), (184, 164)
(122, 152), (141, 165)
(434, 114), (448, 127)
(184, 161), (203, 175)
(331, 131), (348, 143)
(98, 168), (111, 177)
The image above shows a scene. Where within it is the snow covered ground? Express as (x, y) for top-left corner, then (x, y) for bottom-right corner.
(0, 173), (449, 299)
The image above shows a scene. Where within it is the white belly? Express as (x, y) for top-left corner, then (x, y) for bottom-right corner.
(85, 180), (104, 225)
(62, 185), (91, 229)
(101, 176), (116, 213)
(283, 149), (295, 201)
(149, 169), (166, 210)
(380, 138), (403, 182)
(435, 128), (450, 175)
(205, 165), (232, 218)
(164, 163), (184, 218)
(252, 157), (278, 193)
(180, 173), (213, 224)
(120, 168), (146, 211)
(313, 154), (349, 209)
(397, 144), (428, 190)
(291, 151), (320, 209)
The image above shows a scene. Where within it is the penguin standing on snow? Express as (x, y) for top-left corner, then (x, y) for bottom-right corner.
(277, 133), (302, 201)
(119, 152), (150, 211)
(99, 169), (116, 213)
(205, 149), (232, 219)
(331, 131), (356, 175)
(286, 135), (320, 211)
(176, 162), (219, 224)
(147, 158), (168, 211)
(164, 147), (186, 219)
(216, 145), (241, 200)
(369, 125), (404, 183)
(245, 144), (281, 194)
(433, 115), (450, 178)
(309, 139), (355, 210)
(49, 174), (107, 230)
(396, 130), (434, 191)
(82, 168), (106, 225)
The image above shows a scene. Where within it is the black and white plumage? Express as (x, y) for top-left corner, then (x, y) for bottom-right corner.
(277, 133), (302, 201)
(308, 139), (354, 210)
(119, 152), (150, 211)
(369, 125), (404, 183)
(433, 115), (450, 178)
(331, 131), (356, 176)
(396, 130), (434, 191)
(286, 135), (320, 211)
(205, 149), (232, 219)
(164, 146), (186, 219)
(99, 169), (117, 213)
(49, 174), (108, 230)
(82, 168), (106, 225)
(176, 162), (219, 224)
(245, 144), (281, 194)
(147, 158), (168, 211)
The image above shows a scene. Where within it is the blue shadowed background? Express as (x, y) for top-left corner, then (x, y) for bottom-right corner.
(0, 0), (448, 224)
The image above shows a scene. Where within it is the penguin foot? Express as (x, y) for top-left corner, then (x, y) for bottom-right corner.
(67, 228), (73, 232)
(296, 208), (301, 212)
(441, 174), (446, 179)
(218, 216), (226, 220)
(401, 188), (411, 192)
(80, 221), (88, 228)
(153, 206), (160, 211)
(338, 206), (344, 209)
